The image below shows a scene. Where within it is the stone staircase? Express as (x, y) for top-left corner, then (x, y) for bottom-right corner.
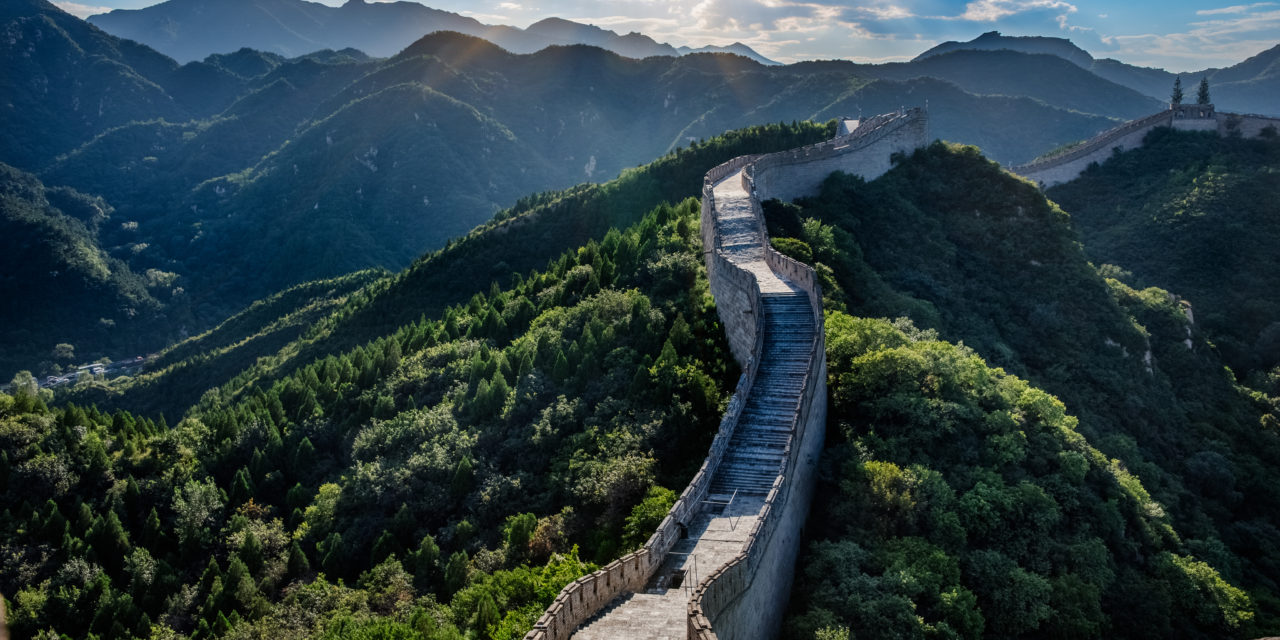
(709, 293), (813, 496)
(567, 165), (816, 639)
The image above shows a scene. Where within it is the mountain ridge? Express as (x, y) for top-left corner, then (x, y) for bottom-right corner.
(915, 31), (1280, 116)
(86, 0), (780, 64)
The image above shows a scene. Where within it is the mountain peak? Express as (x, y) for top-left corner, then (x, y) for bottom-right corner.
(916, 31), (1093, 68)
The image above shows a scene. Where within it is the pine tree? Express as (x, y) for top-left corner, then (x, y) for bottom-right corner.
(293, 437), (317, 474)
(1171, 76), (1184, 106)
(228, 468), (255, 506)
(450, 456), (474, 500)
(239, 531), (264, 575)
(475, 592), (499, 635)
(552, 350), (570, 382)
(287, 540), (310, 577)
(444, 550), (469, 595)
(1197, 77), (1211, 105)
(371, 530), (400, 564)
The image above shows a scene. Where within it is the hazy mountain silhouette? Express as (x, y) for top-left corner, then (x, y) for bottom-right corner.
(86, 0), (778, 64)
(917, 31), (1280, 115)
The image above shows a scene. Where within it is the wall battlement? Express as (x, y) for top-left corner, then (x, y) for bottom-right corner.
(526, 108), (928, 640)
(1013, 106), (1280, 188)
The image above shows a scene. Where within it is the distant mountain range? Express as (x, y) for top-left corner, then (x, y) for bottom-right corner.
(920, 31), (1280, 115)
(5, 0), (1277, 376)
(86, 0), (781, 65)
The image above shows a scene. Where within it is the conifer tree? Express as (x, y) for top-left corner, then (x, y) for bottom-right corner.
(1197, 77), (1211, 105)
(1171, 76), (1184, 105)
(287, 540), (310, 577)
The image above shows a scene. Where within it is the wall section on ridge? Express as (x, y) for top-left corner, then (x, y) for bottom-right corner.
(689, 108), (928, 640)
(1013, 107), (1280, 188)
(527, 108), (929, 640)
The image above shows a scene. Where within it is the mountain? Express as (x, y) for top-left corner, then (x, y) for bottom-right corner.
(916, 30), (1095, 67)
(9, 129), (1277, 640)
(18, 0), (1269, 385)
(920, 31), (1280, 116)
(1048, 126), (1280, 378)
(65, 120), (835, 416)
(0, 0), (195, 169)
(765, 142), (1280, 636)
(2, 123), (791, 638)
(85, 0), (774, 65)
(2, 11), (1118, 358)
(676, 42), (781, 66)
(518, 17), (677, 59)
(867, 48), (1163, 119)
(0, 163), (176, 376)
(1089, 45), (1280, 116)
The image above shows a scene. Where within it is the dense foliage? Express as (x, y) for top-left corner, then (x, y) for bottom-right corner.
(0, 199), (737, 639)
(789, 314), (1252, 639)
(770, 143), (1280, 636)
(1048, 127), (1280, 377)
(64, 120), (830, 415)
(0, 164), (171, 376)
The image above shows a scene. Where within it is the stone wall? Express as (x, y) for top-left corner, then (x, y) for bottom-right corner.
(525, 157), (764, 639)
(1219, 113), (1280, 138)
(750, 110), (929, 201)
(1011, 110), (1177, 188)
(1013, 108), (1280, 188)
(687, 109), (927, 640)
(527, 109), (928, 640)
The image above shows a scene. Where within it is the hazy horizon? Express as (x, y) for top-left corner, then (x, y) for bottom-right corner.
(51, 0), (1280, 72)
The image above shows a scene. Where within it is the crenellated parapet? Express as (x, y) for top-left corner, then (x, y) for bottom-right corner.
(1013, 106), (1280, 188)
(527, 108), (928, 640)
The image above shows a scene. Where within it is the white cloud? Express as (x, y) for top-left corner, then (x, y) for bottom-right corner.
(958, 0), (1076, 21)
(498, 2), (523, 10)
(52, 0), (112, 18)
(1195, 3), (1276, 16)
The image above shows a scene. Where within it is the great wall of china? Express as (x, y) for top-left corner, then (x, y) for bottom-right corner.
(527, 100), (1278, 639)
(525, 108), (929, 640)
(1013, 104), (1280, 188)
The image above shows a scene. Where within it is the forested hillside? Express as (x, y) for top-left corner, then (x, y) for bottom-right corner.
(0, 198), (736, 640)
(766, 144), (1280, 637)
(1048, 127), (1280, 378)
(63, 121), (832, 416)
(0, 164), (173, 375)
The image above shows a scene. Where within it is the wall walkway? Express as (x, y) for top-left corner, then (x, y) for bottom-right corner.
(526, 109), (928, 640)
(1013, 105), (1280, 188)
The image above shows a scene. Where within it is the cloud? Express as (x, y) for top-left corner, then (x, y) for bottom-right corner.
(52, 0), (112, 17)
(958, 0), (1077, 22)
(1098, 3), (1280, 70)
(1195, 3), (1276, 16)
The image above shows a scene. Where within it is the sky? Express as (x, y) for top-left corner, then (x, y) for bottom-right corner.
(56, 0), (1280, 71)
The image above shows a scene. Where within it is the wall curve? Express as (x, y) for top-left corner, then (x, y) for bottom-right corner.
(687, 108), (926, 640)
(527, 108), (928, 640)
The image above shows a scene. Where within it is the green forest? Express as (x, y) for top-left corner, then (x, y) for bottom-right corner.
(1048, 126), (1280, 378)
(3, 74), (1280, 637)
(765, 142), (1280, 638)
(1, 198), (740, 639)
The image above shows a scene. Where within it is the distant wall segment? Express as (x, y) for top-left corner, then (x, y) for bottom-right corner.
(1013, 105), (1280, 188)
